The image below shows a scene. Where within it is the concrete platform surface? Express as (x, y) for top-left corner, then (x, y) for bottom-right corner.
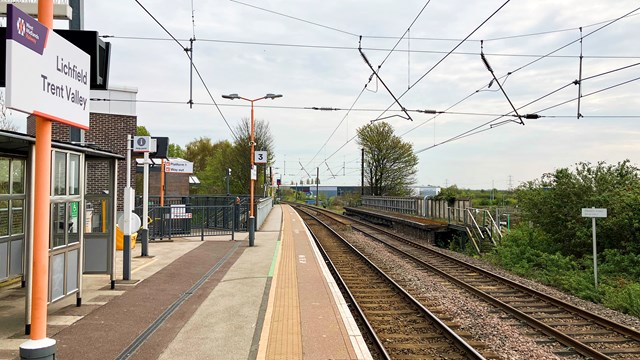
(0, 205), (370, 359)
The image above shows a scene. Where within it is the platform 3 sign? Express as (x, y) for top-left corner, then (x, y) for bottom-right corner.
(5, 4), (90, 129)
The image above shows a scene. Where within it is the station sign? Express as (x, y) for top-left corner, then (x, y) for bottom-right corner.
(5, 5), (90, 129)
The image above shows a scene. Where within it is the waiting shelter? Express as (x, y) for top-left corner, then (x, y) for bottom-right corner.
(0, 130), (122, 333)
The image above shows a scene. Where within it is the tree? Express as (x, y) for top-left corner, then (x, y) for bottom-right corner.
(0, 92), (18, 131)
(184, 137), (216, 173)
(136, 126), (184, 158)
(168, 143), (185, 158)
(356, 122), (418, 196)
(195, 140), (233, 194)
(228, 117), (275, 195)
(516, 160), (640, 256)
(136, 125), (151, 136)
(436, 185), (462, 205)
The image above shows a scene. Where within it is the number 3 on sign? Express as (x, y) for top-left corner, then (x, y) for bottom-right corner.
(255, 151), (267, 164)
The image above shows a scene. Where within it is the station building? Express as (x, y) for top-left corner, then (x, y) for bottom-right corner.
(0, 86), (137, 324)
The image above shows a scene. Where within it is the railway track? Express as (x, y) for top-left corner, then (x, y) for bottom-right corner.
(295, 203), (640, 359)
(296, 206), (487, 359)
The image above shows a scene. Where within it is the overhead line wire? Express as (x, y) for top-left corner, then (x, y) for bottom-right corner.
(101, 35), (640, 60)
(227, 1), (639, 44)
(133, 0), (239, 141)
(95, 57), (639, 116)
(376, 1), (432, 70)
(302, 86), (367, 170)
(229, 0), (359, 37)
(364, 13), (640, 42)
(372, 0), (513, 122)
(300, 2), (434, 179)
(305, 1), (433, 172)
(398, 6), (640, 140)
(499, 6), (640, 79)
(414, 69), (640, 154)
(533, 75), (640, 114)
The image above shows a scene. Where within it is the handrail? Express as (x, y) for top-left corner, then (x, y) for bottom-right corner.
(466, 208), (485, 239)
(465, 227), (481, 254)
(468, 208), (502, 244)
(482, 209), (503, 242)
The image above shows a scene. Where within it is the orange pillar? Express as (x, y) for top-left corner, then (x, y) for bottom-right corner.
(31, 0), (53, 342)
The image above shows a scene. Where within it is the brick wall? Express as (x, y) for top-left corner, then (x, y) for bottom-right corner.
(27, 113), (137, 210)
(148, 171), (190, 198)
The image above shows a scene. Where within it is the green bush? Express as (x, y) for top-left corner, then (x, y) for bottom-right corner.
(484, 225), (640, 313)
(599, 249), (640, 281)
(602, 282), (640, 317)
(476, 161), (640, 317)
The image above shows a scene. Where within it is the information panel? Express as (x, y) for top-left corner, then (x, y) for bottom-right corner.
(165, 160), (193, 174)
(581, 208), (607, 218)
(6, 5), (90, 129)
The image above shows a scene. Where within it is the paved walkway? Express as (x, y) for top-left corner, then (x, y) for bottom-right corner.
(0, 205), (370, 359)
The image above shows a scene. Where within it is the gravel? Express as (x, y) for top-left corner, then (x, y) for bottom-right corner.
(346, 230), (583, 359)
(427, 243), (640, 332)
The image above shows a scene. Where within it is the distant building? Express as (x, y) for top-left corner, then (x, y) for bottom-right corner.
(411, 185), (441, 198)
(281, 185), (361, 198)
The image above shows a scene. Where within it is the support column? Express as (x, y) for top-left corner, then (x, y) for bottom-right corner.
(20, 1), (57, 358)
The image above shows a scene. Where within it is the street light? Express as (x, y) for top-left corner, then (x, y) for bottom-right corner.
(222, 92), (282, 246)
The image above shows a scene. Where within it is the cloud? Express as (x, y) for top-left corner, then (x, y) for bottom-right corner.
(53, 0), (640, 189)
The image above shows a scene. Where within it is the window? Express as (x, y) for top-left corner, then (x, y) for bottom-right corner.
(69, 154), (80, 196)
(11, 199), (23, 235)
(49, 151), (82, 249)
(53, 152), (67, 196)
(12, 160), (24, 194)
(0, 159), (25, 238)
(52, 203), (66, 248)
(0, 201), (8, 237)
(0, 158), (9, 194)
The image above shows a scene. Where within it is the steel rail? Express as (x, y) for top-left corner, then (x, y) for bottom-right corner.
(296, 205), (486, 360)
(301, 218), (390, 360)
(305, 204), (640, 359)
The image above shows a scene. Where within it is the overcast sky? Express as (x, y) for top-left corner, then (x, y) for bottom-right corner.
(8, 0), (640, 189)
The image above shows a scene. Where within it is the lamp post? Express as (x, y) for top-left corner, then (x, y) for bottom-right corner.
(222, 93), (282, 246)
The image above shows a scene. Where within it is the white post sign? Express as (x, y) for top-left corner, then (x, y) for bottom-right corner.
(582, 207), (607, 289)
(133, 136), (152, 152)
(255, 151), (267, 164)
(5, 5), (91, 129)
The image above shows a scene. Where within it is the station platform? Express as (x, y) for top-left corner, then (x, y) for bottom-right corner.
(0, 204), (371, 359)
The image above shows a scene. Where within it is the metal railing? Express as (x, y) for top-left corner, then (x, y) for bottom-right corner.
(135, 195), (275, 236)
(255, 197), (273, 230)
(140, 205), (235, 241)
(361, 195), (506, 247)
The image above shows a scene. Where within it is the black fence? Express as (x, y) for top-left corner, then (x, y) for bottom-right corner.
(138, 204), (237, 241)
(134, 195), (276, 240)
